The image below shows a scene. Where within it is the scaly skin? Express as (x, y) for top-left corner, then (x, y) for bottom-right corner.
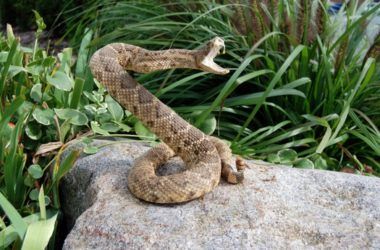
(90, 37), (243, 203)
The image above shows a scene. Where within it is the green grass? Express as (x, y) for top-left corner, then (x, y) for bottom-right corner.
(63, 0), (380, 173)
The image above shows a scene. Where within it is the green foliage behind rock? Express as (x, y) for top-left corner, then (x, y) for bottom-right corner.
(64, 0), (380, 175)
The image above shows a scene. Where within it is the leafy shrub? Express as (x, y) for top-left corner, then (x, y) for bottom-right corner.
(0, 12), (141, 248)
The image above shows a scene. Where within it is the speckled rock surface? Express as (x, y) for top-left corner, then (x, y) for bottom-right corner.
(61, 139), (380, 249)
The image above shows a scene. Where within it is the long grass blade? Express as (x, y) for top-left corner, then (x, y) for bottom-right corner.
(235, 45), (305, 140)
(0, 193), (27, 239)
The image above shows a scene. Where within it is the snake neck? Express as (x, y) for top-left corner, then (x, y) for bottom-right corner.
(126, 48), (204, 73)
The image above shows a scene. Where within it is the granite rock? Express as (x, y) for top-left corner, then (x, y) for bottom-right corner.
(61, 139), (380, 249)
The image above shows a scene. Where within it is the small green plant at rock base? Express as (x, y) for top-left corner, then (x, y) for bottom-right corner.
(265, 148), (333, 170)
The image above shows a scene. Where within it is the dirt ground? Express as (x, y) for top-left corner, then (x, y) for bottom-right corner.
(4, 26), (69, 53)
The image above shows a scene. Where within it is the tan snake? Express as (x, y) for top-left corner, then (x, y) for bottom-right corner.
(90, 37), (244, 203)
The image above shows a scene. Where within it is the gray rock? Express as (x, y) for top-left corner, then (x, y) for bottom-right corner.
(61, 139), (380, 249)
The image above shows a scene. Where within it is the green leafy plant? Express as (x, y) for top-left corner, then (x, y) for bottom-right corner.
(0, 14), (89, 248)
(0, 27), (63, 248)
(0, 10), (166, 247)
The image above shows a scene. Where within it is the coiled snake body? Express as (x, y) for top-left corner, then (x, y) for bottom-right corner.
(90, 37), (243, 203)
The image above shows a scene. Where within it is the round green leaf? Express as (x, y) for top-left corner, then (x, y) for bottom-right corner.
(55, 108), (88, 126)
(84, 146), (99, 154)
(24, 175), (34, 187)
(100, 122), (120, 132)
(267, 153), (280, 163)
(44, 196), (51, 206)
(17, 101), (33, 116)
(199, 115), (216, 135)
(25, 123), (42, 140)
(28, 164), (43, 179)
(188, 111), (216, 135)
(81, 137), (93, 145)
(30, 83), (42, 102)
(294, 158), (314, 169)
(32, 108), (54, 126)
(29, 189), (39, 201)
(134, 121), (156, 140)
(106, 95), (123, 122)
(97, 112), (113, 124)
(278, 149), (298, 163)
(46, 71), (72, 91)
(90, 121), (110, 136)
(314, 155), (328, 170)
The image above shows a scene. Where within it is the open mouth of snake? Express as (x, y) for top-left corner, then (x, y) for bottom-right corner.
(199, 37), (230, 75)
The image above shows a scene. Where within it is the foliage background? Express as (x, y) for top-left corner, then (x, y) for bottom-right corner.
(0, 0), (379, 249)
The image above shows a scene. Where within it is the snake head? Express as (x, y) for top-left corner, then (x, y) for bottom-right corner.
(198, 37), (230, 75)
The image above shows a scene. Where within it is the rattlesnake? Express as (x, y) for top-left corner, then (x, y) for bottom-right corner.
(90, 37), (244, 203)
